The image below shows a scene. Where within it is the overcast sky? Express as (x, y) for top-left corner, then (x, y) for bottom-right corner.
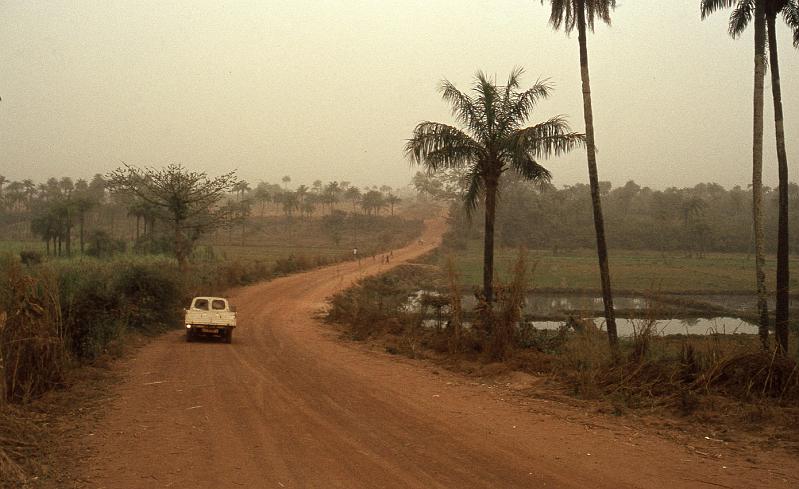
(1, 0), (797, 191)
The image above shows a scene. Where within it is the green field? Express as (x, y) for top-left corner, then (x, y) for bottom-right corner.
(0, 215), (423, 270)
(0, 240), (46, 254)
(436, 240), (799, 294)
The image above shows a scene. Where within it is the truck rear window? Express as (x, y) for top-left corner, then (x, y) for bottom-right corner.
(193, 299), (209, 310)
(211, 299), (226, 310)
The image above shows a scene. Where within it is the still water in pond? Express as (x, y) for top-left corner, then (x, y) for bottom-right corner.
(527, 317), (758, 336)
(413, 291), (760, 336)
(421, 317), (758, 336)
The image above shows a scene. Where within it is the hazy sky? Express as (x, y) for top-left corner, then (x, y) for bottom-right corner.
(1, 0), (797, 191)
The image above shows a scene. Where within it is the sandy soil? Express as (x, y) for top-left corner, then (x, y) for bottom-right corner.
(75, 218), (798, 488)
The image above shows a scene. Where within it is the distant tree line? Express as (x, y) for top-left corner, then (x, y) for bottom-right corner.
(0, 172), (405, 261)
(436, 175), (799, 255)
(242, 178), (402, 219)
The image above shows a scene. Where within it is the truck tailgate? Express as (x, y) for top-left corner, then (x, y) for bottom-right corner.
(185, 311), (236, 327)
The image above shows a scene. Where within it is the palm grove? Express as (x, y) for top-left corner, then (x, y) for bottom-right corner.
(407, 0), (799, 355)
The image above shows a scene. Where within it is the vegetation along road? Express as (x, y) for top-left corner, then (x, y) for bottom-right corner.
(77, 218), (797, 489)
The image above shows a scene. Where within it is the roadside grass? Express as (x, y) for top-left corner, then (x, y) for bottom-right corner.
(437, 239), (799, 293)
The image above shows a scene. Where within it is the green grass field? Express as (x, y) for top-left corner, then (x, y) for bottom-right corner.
(0, 240), (46, 254)
(0, 215), (423, 270)
(436, 240), (799, 294)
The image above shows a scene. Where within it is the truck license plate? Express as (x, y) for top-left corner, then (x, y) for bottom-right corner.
(202, 328), (218, 334)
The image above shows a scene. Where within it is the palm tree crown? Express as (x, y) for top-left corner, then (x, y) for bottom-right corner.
(406, 68), (583, 303)
(406, 68), (583, 213)
(542, 0), (615, 33)
(701, 0), (799, 42)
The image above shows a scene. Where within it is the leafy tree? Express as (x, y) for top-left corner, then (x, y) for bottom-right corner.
(22, 179), (35, 211)
(106, 164), (238, 269)
(406, 68), (583, 303)
(386, 193), (402, 216)
(323, 181), (340, 214)
(301, 197), (317, 218)
(281, 191), (300, 219)
(30, 206), (61, 256)
(73, 192), (98, 254)
(540, 0), (620, 351)
(344, 187), (362, 212)
(361, 190), (386, 216)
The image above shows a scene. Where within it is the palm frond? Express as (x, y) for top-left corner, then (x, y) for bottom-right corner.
(784, 1), (799, 47)
(585, 0), (616, 31)
(729, 0), (755, 37)
(510, 116), (585, 159)
(501, 79), (552, 133)
(543, 0), (575, 32)
(463, 167), (485, 217)
(505, 66), (525, 93)
(509, 154), (553, 183)
(439, 80), (485, 140)
(542, 1), (615, 33)
(473, 71), (499, 139)
(701, 0), (739, 19)
(405, 122), (482, 171)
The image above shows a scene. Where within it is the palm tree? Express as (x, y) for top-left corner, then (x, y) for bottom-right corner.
(406, 68), (583, 303)
(344, 187), (362, 213)
(253, 183), (271, 216)
(701, 0), (798, 352)
(763, 0), (798, 353)
(232, 180), (251, 201)
(386, 193), (401, 216)
(539, 0), (620, 349)
(22, 179), (35, 211)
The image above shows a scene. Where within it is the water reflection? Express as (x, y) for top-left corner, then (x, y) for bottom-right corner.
(528, 317), (758, 336)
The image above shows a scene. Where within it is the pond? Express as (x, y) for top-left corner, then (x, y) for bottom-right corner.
(409, 290), (762, 336)
(527, 317), (758, 336)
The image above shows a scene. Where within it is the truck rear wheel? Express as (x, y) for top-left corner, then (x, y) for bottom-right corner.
(186, 329), (193, 342)
(225, 329), (233, 344)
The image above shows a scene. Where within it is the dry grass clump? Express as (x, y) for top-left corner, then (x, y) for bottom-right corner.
(556, 321), (799, 415)
(0, 406), (45, 488)
(0, 259), (66, 404)
(701, 351), (799, 401)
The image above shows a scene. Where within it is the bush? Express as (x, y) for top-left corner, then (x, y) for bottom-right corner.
(113, 261), (183, 332)
(86, 230), (126, 258)
(57, 262), (122, 359)
(19, 250), (43, 266)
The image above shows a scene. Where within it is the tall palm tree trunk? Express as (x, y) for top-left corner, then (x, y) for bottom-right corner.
(483, 177), (498, 303)
(752, 2), (769, 349)
(767, 12), (790, 353)
(576, 3), (618, 351)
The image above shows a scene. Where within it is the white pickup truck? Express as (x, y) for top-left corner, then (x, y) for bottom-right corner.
(185, 297), (237, 343)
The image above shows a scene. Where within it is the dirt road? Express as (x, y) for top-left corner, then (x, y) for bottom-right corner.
(78, 218), (797, 488)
